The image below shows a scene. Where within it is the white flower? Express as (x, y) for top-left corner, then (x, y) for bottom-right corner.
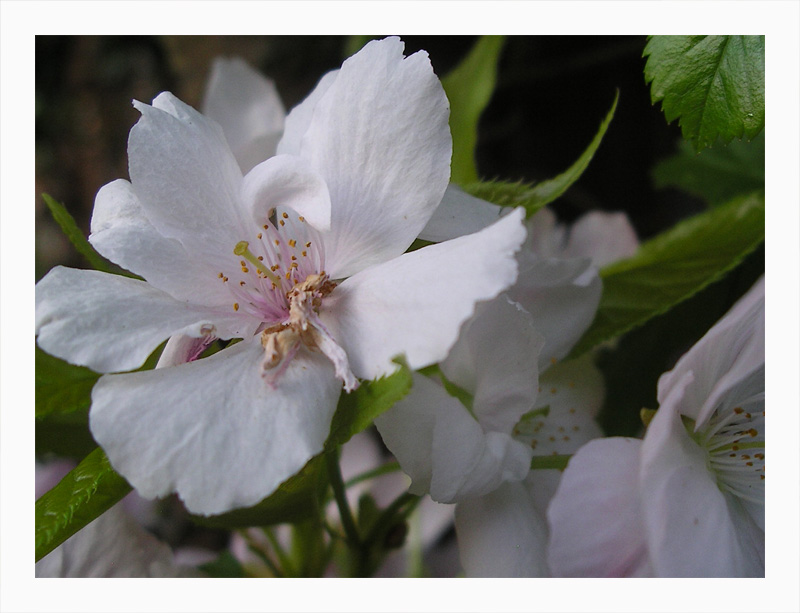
(546, 277), (765, 577)
(35, 38), (527, 516)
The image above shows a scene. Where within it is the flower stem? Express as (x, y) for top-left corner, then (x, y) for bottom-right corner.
(325, 449), (361, 549)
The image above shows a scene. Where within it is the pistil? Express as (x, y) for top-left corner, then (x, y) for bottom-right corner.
(234, 241), (282, 285)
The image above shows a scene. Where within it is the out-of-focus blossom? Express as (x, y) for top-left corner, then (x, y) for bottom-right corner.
(547, 277), (764, 577)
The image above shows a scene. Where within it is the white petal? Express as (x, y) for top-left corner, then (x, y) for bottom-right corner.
(455, 481), (551, 577)
(376, 372), (532, 504)
(419, 185), (505, 242)
(35, 267), (245, 373)
(128, 92), (251, 267)
(277, 70), (339, 157)
(201, 57), (285, 174)
(296, 37), (452, 278)
(89, 179), (235, 308)
(639, 403), (764, 577)
(320, 207), (527, 380)
(241, 154), (331, 233)
(509, 252), (601, 368)
(561, 211), (639, 267)
(36, 504), (200, 577)
(546, 438), (652, 577)
(657, 277), (764, 426)
(90, 340), (342, 516)
(441, 296), (544, 434)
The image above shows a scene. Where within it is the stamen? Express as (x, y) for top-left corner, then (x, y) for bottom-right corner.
(234, 241), (282, 285)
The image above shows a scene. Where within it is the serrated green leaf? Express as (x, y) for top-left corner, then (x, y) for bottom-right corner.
(644, 36), (765, 152)
(652, 132), (764, 206)
(461, 92), (618, 217)
(42, 193), (115, 273)
(36, 346), (100, 419)
(443, 36), (505, 184)
(324, 357), (413, 451)
(570, 192), (764, 357)
(36, 448), (132, 562)
(191, 455), (327, 529)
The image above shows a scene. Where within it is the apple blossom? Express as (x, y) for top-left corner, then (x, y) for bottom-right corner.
(546, 277), (764, 577)
(35, 37), (527, 516)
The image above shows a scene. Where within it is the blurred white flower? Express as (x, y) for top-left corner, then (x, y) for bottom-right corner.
(546, 277), (764, 577)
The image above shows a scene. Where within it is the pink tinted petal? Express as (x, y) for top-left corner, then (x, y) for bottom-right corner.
(90, 340), (342, 515)
(562, 211), (639, 267)
(35, 267), (246, 373)
(509, 252), (601, 368)
(639, 404), (764, 577)
(202, 57), (285, 173)
(441, 296), (544, 434)
(320, 208), (526, 381)
(657, 277), (764, 426)
(128, 93), (250, 269)
(241, 154), (331, 233)
(297, 37), (452, 278)
(455, 481), (550, 577)
(546, 437), (651, 577)
(419, 185), (505, 242)
(89, 179), (235, 308)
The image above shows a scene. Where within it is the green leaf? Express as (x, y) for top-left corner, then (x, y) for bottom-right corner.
(570, 192), (764, 357)
(36, 410), (98, 459)
(36, 346), (100, 419)
(191, 455), (327, 529)
(652, 132), (764, 206)
(461, 91), (618, 217)
(442, 36), (505, 184)
(530, 454), (571, 471)
(324, 357), (413, 451)
(35, 448), (132, 562)
(42, 193), (115, 273)
(644, 36), (765, 152)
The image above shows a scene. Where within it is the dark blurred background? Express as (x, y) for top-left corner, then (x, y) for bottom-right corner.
(34, 35), (703, 279)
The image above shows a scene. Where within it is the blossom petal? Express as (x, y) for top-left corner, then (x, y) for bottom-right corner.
(89, 179), (235, 308)
(375, 373), (532, 504)
(241, 154), (331, 233)
(546, 438), (652, 577)
(508, 252), (601, 368)
(90, 340), (342, 515)
(561, 211), (639, 267)
(201, 57), (285, 173)
(35, 267), (248, 373)
(295, 37), (452, 278)
(320, 208), (526, 380)
(419, 185), (505, 242)
(455, 482), (550, 577)
(639, 404), (765, 577)
(657, 277), (764, 426)
(441, 296), (544, 434)
(36, 504), (200, 577)
(128, 92), (251, 268)
(277, 70), (339, 157)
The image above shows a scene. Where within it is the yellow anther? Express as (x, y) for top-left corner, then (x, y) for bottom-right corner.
(218, 272), (223, 278)
(302, 251), (307, 257)
(241, 267), (249, 273)
(274, 239), (280, 246)
(290, 262), (298, 269)
(233, 303), (239, 311)
(279, 220), (285, 226)
(298, 216), (305, 222)
(257, 233), (263, 239)
(240, 281), (246, 286)
(289, 239), (297, 248)
(282, 212), (289, 219)
(258, 256), (264, 261)
(223, 276), (228, 282)
(305, 241), (312, 248)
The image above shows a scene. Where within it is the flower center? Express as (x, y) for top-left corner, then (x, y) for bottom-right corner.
(216, 210), (358, 392)
(693, 398), (765, 505)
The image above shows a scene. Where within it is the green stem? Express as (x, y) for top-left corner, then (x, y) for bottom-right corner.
(343, 460), (401, 490)
(325, 449), (361, 549)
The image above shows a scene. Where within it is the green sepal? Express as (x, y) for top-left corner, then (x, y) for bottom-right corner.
(35, 448), (132, 562)
(652, 132), (764, 206)
(644, 36), (765, 152)
(569, 191), (765, 358)
(324, 357), (413, 451)
(190, 455), (327, 529)
(442, 36), (506, 185)
(461, 91), (618, 217)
